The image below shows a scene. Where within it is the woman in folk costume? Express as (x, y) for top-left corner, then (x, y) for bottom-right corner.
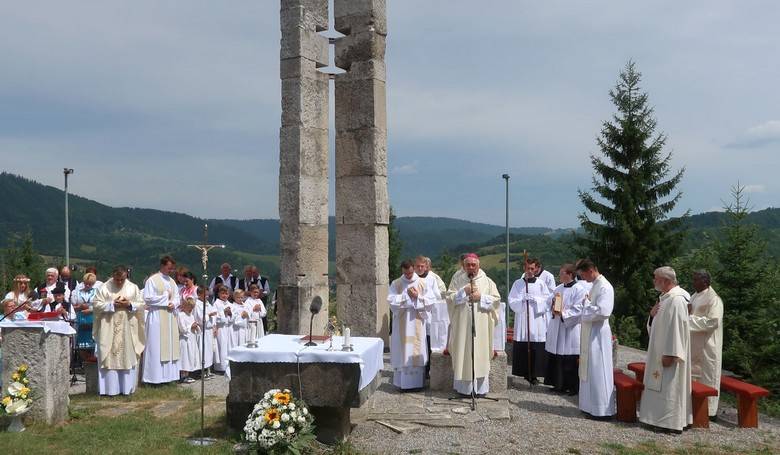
(212, 285), (232, 372)
(93, 266), (146, 396)
(230, 289), (252, 347)
(195, 286), (217, 379)
(179, 271), (199, 303)
(446, 253), (501, 395)
(543, 264), (585, 395)
(245, 284), (267, 340)
(72, 272), (99, 359)
(142, 256), (181, 385)
(177, 298), (201, 383)
(5, 274), (34, 307)
(388, 259), (435, 390)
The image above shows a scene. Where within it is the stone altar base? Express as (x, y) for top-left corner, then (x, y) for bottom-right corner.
(429, 351), (508, 394)
(226, 361), (379, 443)
(0, 327), (70, 425)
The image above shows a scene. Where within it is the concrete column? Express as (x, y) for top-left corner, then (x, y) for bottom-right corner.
(277, 0), (330, 334)
(334, 0), (390, 344)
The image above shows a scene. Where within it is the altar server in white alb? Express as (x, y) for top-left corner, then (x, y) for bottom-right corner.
(177, 298), (201, 383)
(575, 259), (616, 418)
(543, 263), (585, 395)
(245, 284), (267, 341)
(212, 286), (232, 373)
(446, 253), (501, 395)
(388, 259), (435, 390)
(142, 255), (181, 384)
(414, 256), (448, 352)
(531, 258), (557, 294)
(640, 266), (692, 433)
(688, 270), (723, 419)
(508, 259), (551, 385)
(93, 266), (146, 396)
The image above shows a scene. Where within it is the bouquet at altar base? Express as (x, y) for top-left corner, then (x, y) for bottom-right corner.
(244, 388), (315, 455)
(0, 364), (33, 416)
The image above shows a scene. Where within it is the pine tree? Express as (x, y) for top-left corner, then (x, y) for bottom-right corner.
(1, 231), (45, 290)
(387, 207), (403, 281)
(578, 61), (687, 342)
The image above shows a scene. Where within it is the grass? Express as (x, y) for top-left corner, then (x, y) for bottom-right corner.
(600, 441), (776, 455)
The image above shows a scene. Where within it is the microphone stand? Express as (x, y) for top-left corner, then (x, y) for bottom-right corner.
(304, 311), (317, 347)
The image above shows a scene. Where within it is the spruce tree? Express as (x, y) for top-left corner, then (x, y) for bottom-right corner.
(578, 61), (686, 343)
(387, 207), (403, 281)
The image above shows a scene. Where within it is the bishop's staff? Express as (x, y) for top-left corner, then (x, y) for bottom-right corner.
(523, 249), (532, 387)
(187, 224), (224, 447)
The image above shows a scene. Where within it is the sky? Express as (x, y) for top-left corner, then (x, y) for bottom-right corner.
(1, 1), (779, 228)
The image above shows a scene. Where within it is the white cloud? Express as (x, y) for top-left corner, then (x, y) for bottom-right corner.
(392, 161), (419, 175)
(727, 120), (780, 148)
(743, 184), (766, 193)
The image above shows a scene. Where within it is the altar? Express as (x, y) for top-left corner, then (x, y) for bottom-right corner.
(225, 334), (384, 442)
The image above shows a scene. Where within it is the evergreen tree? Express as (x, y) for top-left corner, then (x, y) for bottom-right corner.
(387, 207), (403, 280)
(1, 231), (45, 291)
(578, 61), (687, 343)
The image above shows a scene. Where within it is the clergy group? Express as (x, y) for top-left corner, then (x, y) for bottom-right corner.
(387, 255), (724, 434)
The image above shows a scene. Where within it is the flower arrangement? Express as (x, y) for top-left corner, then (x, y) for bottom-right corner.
(244, 388), (315, 455)
(1, 364), (33, 416)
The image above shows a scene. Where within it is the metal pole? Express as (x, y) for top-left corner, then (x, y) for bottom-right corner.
(64, 168), (74, 267)
(502, 174), (510, 336)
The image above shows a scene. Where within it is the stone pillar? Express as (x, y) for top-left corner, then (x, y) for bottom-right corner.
(277, 0), (331, 335)
(334, 0), (390, 344)
(0, 328), (70, 425)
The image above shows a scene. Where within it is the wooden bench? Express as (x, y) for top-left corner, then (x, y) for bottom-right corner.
(614, 368), (643, 422)
(626, 362), (718, 428)
(720, 375), (770, 428)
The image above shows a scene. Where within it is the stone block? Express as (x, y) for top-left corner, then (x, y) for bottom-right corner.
(488, 351), (508, 394)
(278, 175), (329, 226)
(281, 0), (328, 33)
(429, 351), (454, 392)
(279, 223), (329, 284)
(281, 74), (329, 129)
(334, 127), (387, 177)
(0, 327), (70, 425)
(279, 126), (329, 178)
(335, 176), (389, 225)
(334, 0), (387, 35)
(334, 78), (387, 131)
(335, 224), (389, 283)
(280, 15), (328, 64)
(336, 283), (389, 344)
(275, 282), (329, 335)
(280, 56), (326, 80)
(85, 360), (98, 395)
(334, 32), (386, 70)
(334, 59), (386, 82)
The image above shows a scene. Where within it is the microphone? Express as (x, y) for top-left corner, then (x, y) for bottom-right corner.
(304, 296), (323, 347)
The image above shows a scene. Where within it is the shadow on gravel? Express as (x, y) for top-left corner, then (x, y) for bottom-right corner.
(511, 400), (585, 419)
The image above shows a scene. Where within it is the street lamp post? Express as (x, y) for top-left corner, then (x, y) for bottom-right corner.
(501, 174), (510, 333)
(64, 168), (74, 267)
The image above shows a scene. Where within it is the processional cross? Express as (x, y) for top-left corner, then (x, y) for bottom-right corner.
(186, 223), (224, 447)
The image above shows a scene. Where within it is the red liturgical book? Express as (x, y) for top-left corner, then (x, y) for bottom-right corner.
(299, 335), (331, 343)
(28, 311), (62, 321)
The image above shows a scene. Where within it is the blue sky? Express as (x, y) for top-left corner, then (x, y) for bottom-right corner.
(1, 1), (778, 228)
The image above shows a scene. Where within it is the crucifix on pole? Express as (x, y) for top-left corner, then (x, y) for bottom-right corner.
(187, 223), (224, 447)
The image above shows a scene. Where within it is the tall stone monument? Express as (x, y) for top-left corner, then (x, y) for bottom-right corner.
(278, 0), (389, 343)
(334, 0), (390, 344)
(277, 0), (331, 334)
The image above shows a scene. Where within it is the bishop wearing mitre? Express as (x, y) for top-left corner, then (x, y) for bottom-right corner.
(446, 253), (501, 396)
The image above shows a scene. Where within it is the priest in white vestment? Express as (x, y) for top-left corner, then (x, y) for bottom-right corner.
(415, 256), (449, 352)
(576, 259), (616, 417)
(688, 270), (723, 418)
(142, 256), (181, 384)
(543, 264), (585, 395)
(446, 254), (501, 395)
(93, 266), (146, 396)
(389, 260), (435, 390)
(508, 260), (551, 385)
(640, 266), (693, 432)
(532, 258), (557, 294)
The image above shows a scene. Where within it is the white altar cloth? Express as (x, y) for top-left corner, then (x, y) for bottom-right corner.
(227, 334), (384, 390)
(0, 320), (76, 336)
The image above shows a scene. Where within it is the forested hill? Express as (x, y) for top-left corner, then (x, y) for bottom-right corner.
(1, 172), (778, 280)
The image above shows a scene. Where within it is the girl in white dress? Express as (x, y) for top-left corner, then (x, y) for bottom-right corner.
(195, 286), (217, 379)
(177, 298), (201, 383)
(230, 289), (252, 347)
(212, 286), (232, 373)
(245, 284), (267, 341)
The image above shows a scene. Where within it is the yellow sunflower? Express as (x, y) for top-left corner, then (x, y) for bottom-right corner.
(264, 408), (281, 423)
(273, 392), (291, 405)
(11, 373), (20, 381)
(2, 396), (11, 407)
(19, 364), (28, 373)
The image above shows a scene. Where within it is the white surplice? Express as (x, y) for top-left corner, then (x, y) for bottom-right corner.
(639, 286), (693, 431)
(578, 274), (616, 417)
(212, 298), (231, 371)
(689, 286), (724, 416)
(388, 273), (434, 389)
(177, 310), (202, 372)
(545, 283), (585, 356)
(422, 271), (449, 351)
(142, 273), (181, 384)
(195, 299), (216, 369)
(230, 301), (253, 347)
(508, 278), (550, 342)
(245, 297), (267, 341)
(537, 269), (557, 294)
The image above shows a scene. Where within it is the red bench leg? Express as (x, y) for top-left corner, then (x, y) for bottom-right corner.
(616, 387), (638, 422)
(737, 395), (759, 428)
(692, 394), (710, 428)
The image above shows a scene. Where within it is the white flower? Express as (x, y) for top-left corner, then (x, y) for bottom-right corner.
(272, 420), (281, 429)
(287, 426), (295, 434)
(288, 403), (296, 410)
(281, 413), (290, 422)
(290, 411), (298, 419)
(8, 382), (25, 396)
(297, 416), (306, 423)
(6, 399), (29, 415)
(302, 408), (308, 416)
